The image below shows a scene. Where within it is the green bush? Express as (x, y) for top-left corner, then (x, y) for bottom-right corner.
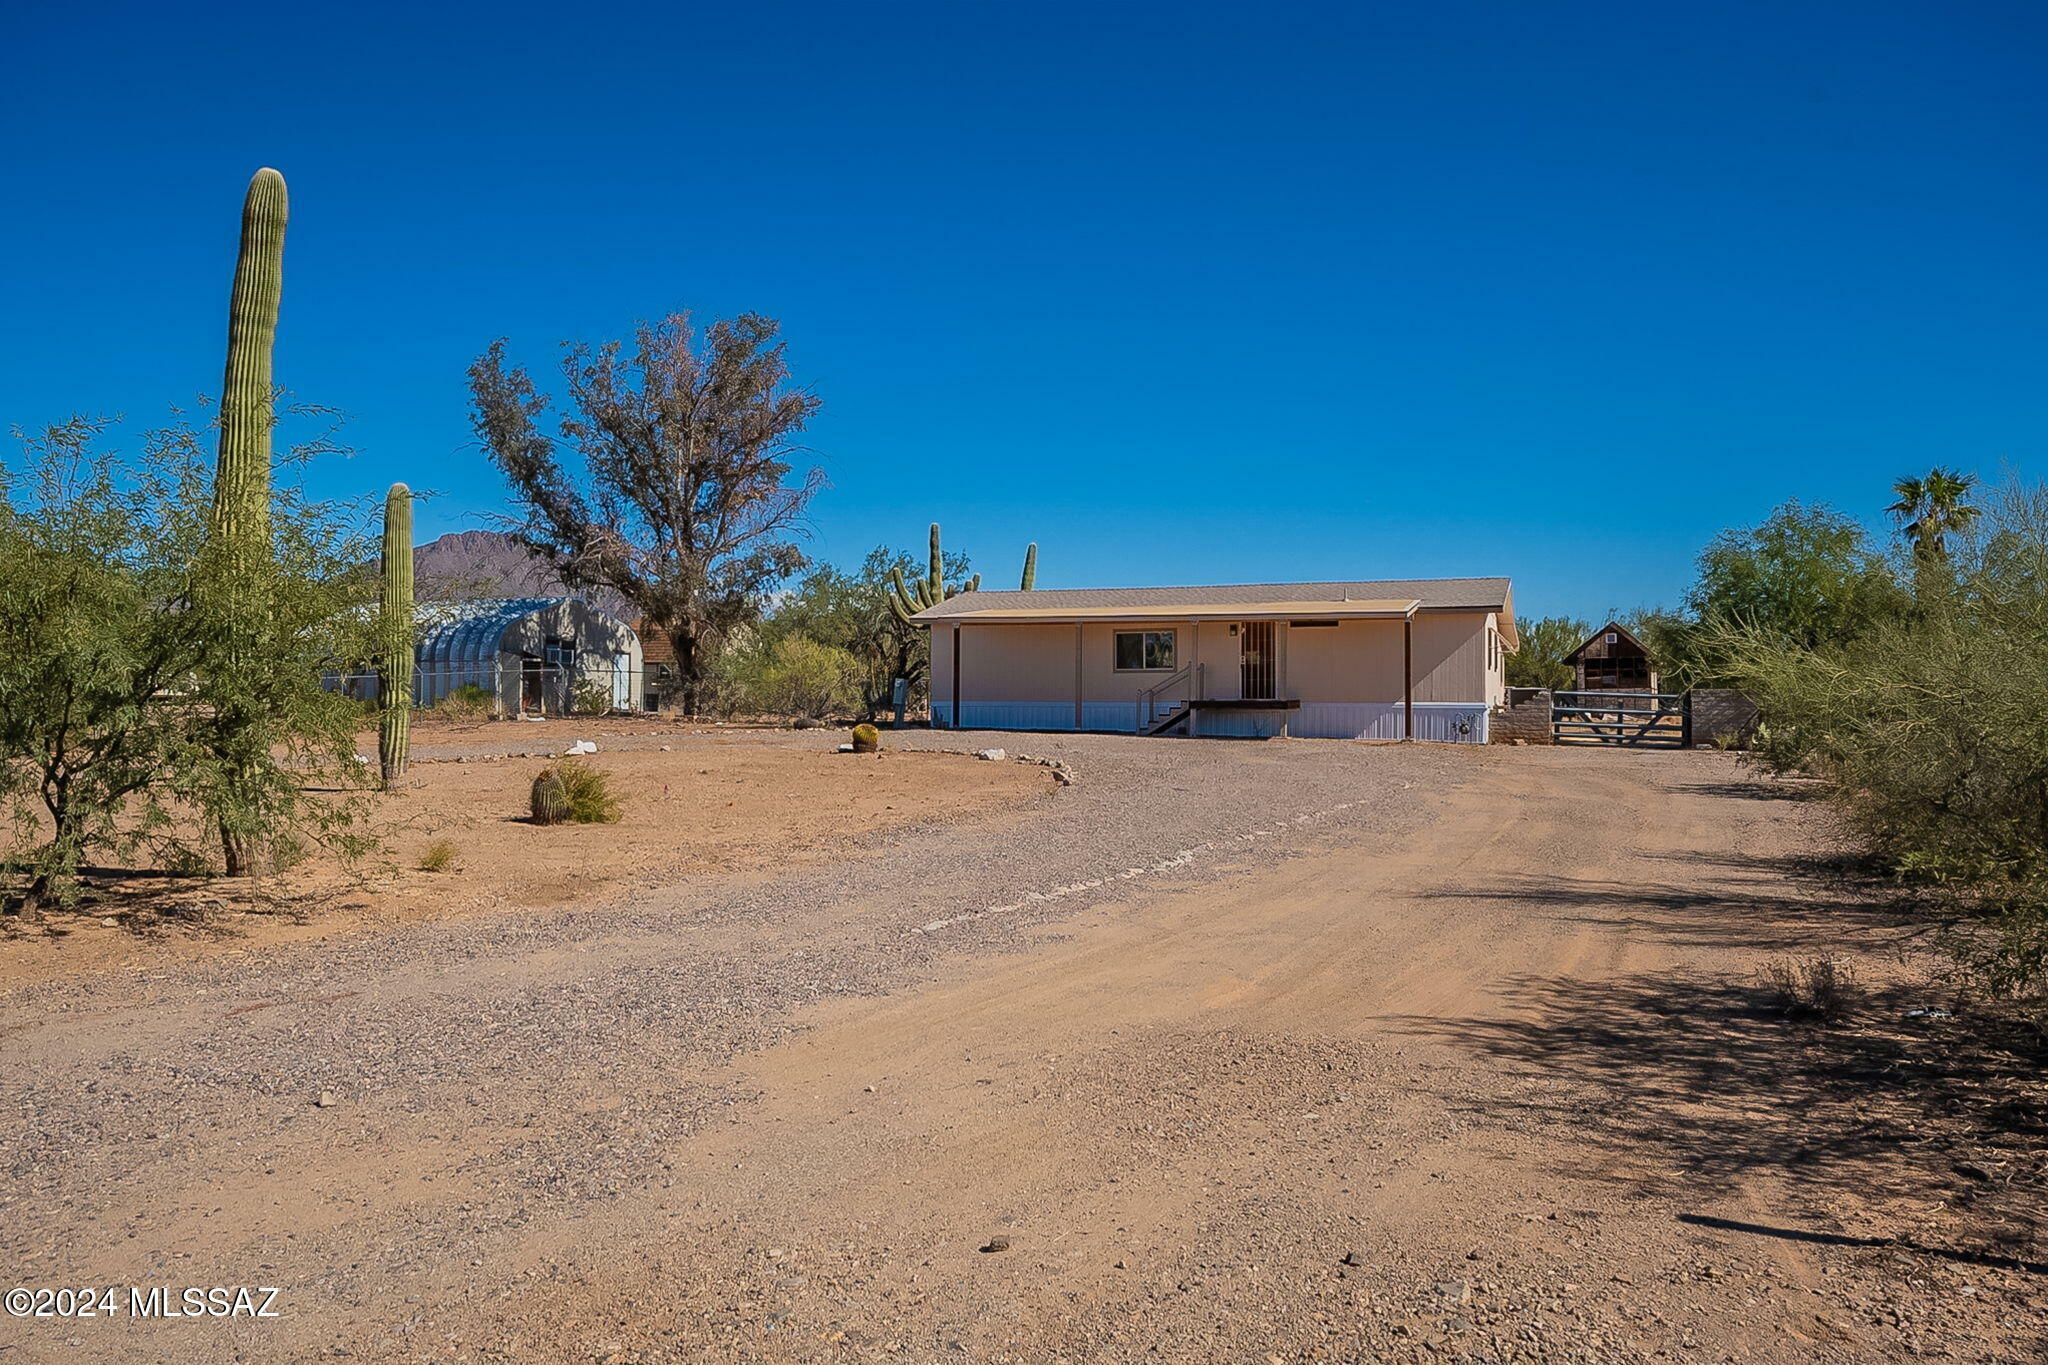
(573, 678), (613, 716)
(721, 634), (859, 720)
(529, 758), (621, 825)
(436, 683), (495, 721)
(1722, 479), (2048, 998)
(416, 839), (459, 872)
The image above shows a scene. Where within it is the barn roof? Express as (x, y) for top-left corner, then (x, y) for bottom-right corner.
(914, 577), (1516, 645)
(1563, 620), (1650, 664)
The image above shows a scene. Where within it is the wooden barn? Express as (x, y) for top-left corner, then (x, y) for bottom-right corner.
(1565, 621), (1658, 693)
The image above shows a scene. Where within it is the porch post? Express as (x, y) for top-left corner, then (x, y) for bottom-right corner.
(1073, 624), (1083, 731)
(1403, 613), (1414, 740)
(951, 625), (962, 730)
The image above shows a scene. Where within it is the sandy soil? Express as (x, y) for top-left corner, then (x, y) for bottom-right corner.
(0, 736), (1049, 986)
(1, 736), (2041, 1363)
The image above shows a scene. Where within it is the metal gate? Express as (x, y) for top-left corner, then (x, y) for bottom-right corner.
(1552, 690), (1691, 748)
(1240, 621), (1276, 700)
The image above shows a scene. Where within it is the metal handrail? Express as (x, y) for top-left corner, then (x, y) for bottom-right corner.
(1135, 662), (1201, 731)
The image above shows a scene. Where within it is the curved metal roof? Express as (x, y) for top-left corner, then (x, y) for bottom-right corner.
(410, 597), (638, 704)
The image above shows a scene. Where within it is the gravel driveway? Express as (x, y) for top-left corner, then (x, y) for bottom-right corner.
(0, 729), (1482, 1361)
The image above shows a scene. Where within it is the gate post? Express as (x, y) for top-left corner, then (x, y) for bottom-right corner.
(1681, 691), (1694, 749)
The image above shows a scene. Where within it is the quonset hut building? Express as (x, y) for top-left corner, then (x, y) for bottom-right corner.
(370, 597), (645, 716)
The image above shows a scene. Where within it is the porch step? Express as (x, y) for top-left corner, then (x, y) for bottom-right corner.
(1141, 703), (1192, 736)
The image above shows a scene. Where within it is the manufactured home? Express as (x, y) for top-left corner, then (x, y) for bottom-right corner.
(914, 577), (1515, 743)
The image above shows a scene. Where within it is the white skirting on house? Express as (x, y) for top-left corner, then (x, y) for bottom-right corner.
(930, 701), (1492, 743)
(1288, 702), (1489, 743)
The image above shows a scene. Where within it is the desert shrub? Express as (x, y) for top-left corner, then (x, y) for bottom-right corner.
(417, 839), (459, 872)
(1762, 957), (1858, 1022)
(850, 723), (880, 753)
(723, 635), (858, 720)
(1720, 478), (2048, 999)
(573, 678), (613, 716)
(528, 758), (621, 825)
(436, 684), (495, 721)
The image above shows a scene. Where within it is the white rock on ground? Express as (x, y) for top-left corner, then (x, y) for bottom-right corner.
(563, 740), (598, 756)
(975, 748), (1007, 761)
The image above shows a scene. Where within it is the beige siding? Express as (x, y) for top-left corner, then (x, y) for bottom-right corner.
(1410, 611), (1489, 703)
(1081, 622), (1197, 703)
(958, 623), (1077, 703)
(930, 611), (1497, 715)
(1282, 619), (1406, 702)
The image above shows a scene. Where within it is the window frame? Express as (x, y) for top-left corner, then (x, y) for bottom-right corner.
(1113, 629), (1179, 673)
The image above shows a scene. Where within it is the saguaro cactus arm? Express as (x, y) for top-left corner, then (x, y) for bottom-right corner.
(886, 522), (983, 623)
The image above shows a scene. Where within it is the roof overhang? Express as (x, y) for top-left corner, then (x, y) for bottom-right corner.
(915, 598), (1422, 624)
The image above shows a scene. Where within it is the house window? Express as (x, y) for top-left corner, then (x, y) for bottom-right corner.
(544, 635), (575, 669)
(1114, 630), (1177, 671)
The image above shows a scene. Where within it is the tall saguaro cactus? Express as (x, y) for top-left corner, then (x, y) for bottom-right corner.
(213, 168), (287, 571)
(1019, 542), (1038, 591)
(887, 522), (980, 623)
(378, 483), (415, 786)
(208, 167), (288, 876)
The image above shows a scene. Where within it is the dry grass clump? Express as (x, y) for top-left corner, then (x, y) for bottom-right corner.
(529, 758), (622, 825)
(1763, 956), (1859, 1022)
(416, 839), (459, 872)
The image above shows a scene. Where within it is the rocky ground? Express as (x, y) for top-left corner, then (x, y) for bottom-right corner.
(1, 732), (2042, 1363)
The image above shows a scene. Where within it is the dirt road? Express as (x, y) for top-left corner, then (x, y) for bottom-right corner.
(3, 739), (2039, 1362)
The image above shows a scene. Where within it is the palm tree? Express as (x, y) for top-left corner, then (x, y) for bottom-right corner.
(1888, 467), (1980, 562)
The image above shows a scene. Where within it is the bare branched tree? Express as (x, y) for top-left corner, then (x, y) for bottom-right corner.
(469, 314), (824, 712)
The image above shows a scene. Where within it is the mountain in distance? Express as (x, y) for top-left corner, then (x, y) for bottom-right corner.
(412, 529), (628, 616)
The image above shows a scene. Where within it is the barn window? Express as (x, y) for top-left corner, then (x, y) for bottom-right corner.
(1114, 630), (1177, 671)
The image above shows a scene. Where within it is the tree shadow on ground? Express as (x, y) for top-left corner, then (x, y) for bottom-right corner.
(1391, 969), (2048, 1267)
(1420, 858), (1926, 953)
(1670, 776), (1827, 803)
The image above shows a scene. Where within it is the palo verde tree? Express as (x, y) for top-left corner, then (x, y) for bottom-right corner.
(0, 417), (374, 917)
(468, 313), (824, 713)
(0, 420), (208, 918)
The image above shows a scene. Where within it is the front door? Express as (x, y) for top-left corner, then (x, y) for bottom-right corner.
(520, 655), (544, 713)
(1240, 621), (1276, 700)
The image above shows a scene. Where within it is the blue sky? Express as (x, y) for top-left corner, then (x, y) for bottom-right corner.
(4, 1), (2043, 622)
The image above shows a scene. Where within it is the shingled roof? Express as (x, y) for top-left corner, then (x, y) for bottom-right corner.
(914, 577), (1516, 644)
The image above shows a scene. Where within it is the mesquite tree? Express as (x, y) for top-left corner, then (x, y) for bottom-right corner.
(469, 314), (823, 713)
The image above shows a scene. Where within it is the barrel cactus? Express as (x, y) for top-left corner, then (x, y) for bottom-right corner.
(378, 483), (414, 786)
(850, 723), (880, 753)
